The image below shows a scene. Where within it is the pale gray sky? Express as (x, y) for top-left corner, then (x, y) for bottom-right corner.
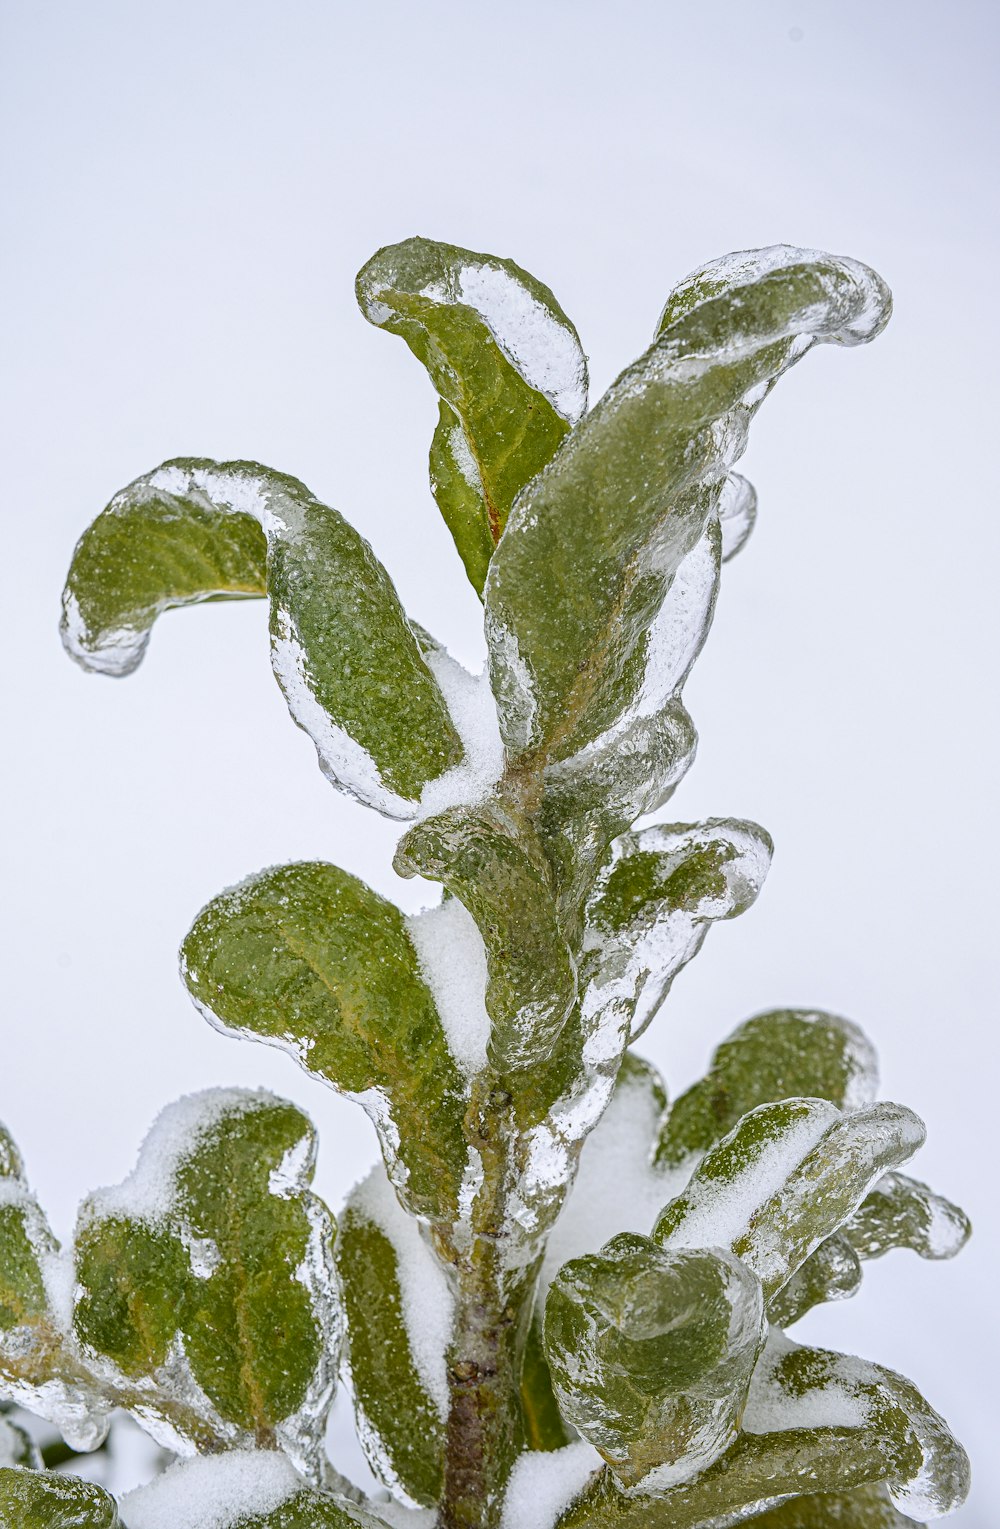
(2, 1), (997, 1518)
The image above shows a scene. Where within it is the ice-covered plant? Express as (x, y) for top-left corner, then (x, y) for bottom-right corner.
(0, 239), (970, 1528)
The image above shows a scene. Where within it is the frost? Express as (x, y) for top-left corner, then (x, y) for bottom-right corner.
(500, 1442), (601, 1529)
(416, 648), (505, 819)
(351, 1166), (454, 1419)
(121, 1450), (303, 1529)
(407, 897), (491, 1077)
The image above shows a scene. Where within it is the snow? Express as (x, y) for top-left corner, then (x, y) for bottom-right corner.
(407, 897), (491, 1076)
(500, 1443), (601, 1529)
(416, 648), (505, 819)
(743, 1332), (869, 1435)
(351, 1165), (454, 1419)
(120, 1450), (302, 1529)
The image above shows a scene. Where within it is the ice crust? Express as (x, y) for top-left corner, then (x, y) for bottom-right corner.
(500, 1442), (601, 1529)
(351, 1165), (454, 1419)
(406, 897), (491, 1077)
(121, 1450), (303, 1529)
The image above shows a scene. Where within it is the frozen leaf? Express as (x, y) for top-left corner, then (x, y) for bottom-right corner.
(0, 1465), (121, 1528)
(0, 1414), (41, 1469)
(718, 472), (757, 562)
(766, 1233), (861, 1328)
(74, 1090), (339, 1472)
(335, 1165), (448, 1505)
(544, 1233), (765, 1488)
(357, 237), (587, 594)
(653, 1098), (925, 1300)
(742, 1481), (921, 1526)
(61, 460), (461, 816)
(657, 1009), (879, 1170)
(845, 1173), (971, 1263)
(396, 805), (577, 1072)
(485, 247), (891, 774)
(181, 863), (468, 1220)
(520, 1315), (574, 1452)
(0, 1124), (110, 1451)
(743, 1332), (970, 1519)
(582, 820), (772, 1042)
(120, 1450), (387, 1528)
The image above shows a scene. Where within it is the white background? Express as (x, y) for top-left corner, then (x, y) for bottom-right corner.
(2, 1), (997, 1520)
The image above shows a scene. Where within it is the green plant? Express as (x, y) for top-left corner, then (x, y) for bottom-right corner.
(0, 239), (970, 1528)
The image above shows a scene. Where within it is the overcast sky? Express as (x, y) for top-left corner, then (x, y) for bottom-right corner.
(2, 1), (998, 1518)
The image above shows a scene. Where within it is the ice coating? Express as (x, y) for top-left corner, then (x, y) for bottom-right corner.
(351, 1165), (454, 1419)
(406, 897), (491, 1077)
(121, 1450), (303, 1529)
(416, 648), (505, 820)
(500, 1442), (600, 1529)
(718, 472), (757, 562)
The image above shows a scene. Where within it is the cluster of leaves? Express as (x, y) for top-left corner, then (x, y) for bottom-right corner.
(0, 238), (971, 1527)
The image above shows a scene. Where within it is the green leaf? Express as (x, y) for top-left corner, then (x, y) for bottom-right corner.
(742, 1482), (921, 1526)
(520, 1314), (574, 1452)
(544, 1233), (765, 1488)
(335, 1166), (447, 1505)
(73, 1090), (339, 1471)
(61, 459), (462, 815)
(395, 805), (577, 1072)
(0, 1466), (121, 1529)
(766, 1233), (862, 1328)
(581, 820), (771, 1042)
(653, 1098), (925, 1301)
(119, 1453), (388, 1529)
(742, 1334), (970, 1520)
(181, 862), (469, 1219)
(0, 1125), (109, 1451)
(845, 1172), (971, 1262)
(357, 237), (588, 594)
(485, 247), (891, 779)
(657, 1009), (879, 1170)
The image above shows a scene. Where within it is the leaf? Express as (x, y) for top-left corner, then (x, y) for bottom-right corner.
(0, 1415), (41, 1470)
(742, 1333), (970, 1519)
(0, 1125), (109, 1451)
(653, 1098), (926, 1301)
(181, 862), (469, 1219)
(657, 1009), (879, 1170)
(73, 1090), (339, 1472)
(357, 237), (588, 594)
(335, 1166), (448, 1505)
(61, 459), (462, 816)
(119, 1452), (387, 1529)
(581, 820), (772, 1042)
(743, 1481), (921, 1526)
(485, 246), (891, 777)
(520, 1314), (574, 1452)
(544, 1232), (765, 1488)
(395, 805), (578, 1072)
(0, 1466), (121, 1529)
(844, 1172), (971, 1262)
(766, 1233), (862, 1328)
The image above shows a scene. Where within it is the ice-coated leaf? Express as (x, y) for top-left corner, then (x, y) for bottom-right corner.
(357, 237), (588, 594)
(335, 1165), (448, 1505)
(582, 820), (772, 1042)
(0, 1414), (41, 1469)
(0, 1124), (110, 1451)
(181, 862), (468, 1220)
(743, 1332), (970, 1519)
(845, 1172), (971, 1263)
(61, 460), (462, 816)
(120, 1451), (386, 1528)
(485, 246), (891, 775)
(653, 1098), (926, 1301)
(0, 1465), (122, 1528)
(521, 1314), (574, 1453)
(395, 804), (578, 1072)
(544, 1233), (765, 1489)
(73, 1090), (339, 1472)
(657, 1009), (879, 1171)
(742, 1482), (921, 1526)
(766, 1233), (862, 1328)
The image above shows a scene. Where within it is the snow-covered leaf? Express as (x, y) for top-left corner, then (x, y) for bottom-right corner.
(357, 237), (587, 595)
(335, 1165), (448, 1506)
(544, 1232), (765, 1489)
(0, 1465), (121, 1528)
(657, 1009), (879, 1170)
(740, 1481), (921, 1525)
(396, 804), (577, 1072)
(485, 247), (891, 777)
(653, 1098), (925, 1301)
(61, 460), (462, 815)
(181, 862), (468, 1220)
(120, 1451), (386, 1528)
(73, 1091), (339, 1472)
